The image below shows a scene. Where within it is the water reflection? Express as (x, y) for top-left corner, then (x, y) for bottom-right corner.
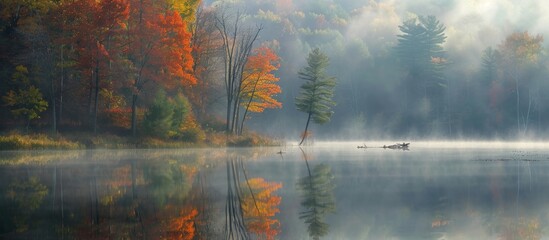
(296, 148), (335, 240)
(1, 147), (549, 239)
(224, 156), (282, 240)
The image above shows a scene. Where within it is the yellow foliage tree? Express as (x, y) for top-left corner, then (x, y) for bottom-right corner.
(239, 46), (282, 134)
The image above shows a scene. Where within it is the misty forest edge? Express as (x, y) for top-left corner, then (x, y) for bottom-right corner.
(1, 0), (549, 149)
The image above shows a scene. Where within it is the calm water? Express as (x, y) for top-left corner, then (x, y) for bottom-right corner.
(1, 142), (549, 239)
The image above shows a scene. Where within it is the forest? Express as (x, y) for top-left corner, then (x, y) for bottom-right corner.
(1, 0), (549, 143)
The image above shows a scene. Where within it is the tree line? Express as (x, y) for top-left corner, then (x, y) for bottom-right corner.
(0, 0), (285, 140)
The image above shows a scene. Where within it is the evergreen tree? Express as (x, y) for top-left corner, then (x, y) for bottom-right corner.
(396, 15), (447, 97)
(295, 48), (337, 145)
(142, 90), (174, 138)
(171, 92), (191, 130)
(481, 47), (500, 84)
(395, 15), (447, 133)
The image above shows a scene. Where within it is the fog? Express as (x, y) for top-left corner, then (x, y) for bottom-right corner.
(203, 0), (549, 140)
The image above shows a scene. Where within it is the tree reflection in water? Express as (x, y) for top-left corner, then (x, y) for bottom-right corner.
(6, 176), (48, 233)
(224, 157), (250, 239)
(224, 156), (282, 240)
(296, 147), (335, 240)
(3, 149), (549, 239)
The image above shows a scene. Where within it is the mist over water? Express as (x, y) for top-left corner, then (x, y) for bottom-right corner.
(3, 145), (549, 239)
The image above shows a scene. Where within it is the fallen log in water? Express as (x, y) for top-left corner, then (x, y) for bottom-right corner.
(357, 142), (410, 150)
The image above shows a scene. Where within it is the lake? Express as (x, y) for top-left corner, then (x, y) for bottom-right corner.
(1, 142), (549, 239)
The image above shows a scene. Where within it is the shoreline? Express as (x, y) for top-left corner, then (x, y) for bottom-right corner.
(0, 131), (281, 151)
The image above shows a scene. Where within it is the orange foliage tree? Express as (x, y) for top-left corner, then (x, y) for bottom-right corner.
(498, 31), (543, 136)
(53, 0), (129, 133)
(125, 0), (196, 136)
(238, 46), (282, 134)
(241, 178), (282, 240)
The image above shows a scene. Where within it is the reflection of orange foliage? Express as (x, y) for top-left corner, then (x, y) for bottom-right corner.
(179, 165), (198, 183)
(168, 207), (198, 240)
(500, 217), (541, 240)
(242, 178), (282, 240)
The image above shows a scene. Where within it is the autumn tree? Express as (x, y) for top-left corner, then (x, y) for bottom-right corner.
(2, 65), (48, 133)
(0, 0), (56, 66)
(239, 46), (282, 135)
(498, 31), (543, 136)
(167, 0), (201, 23)
(52, 0), (129, 133)
(295, 48), (337, 145)
(215, 9), (262, 134)
(0, 0), (63, 134)
(126, 0), (196, 137)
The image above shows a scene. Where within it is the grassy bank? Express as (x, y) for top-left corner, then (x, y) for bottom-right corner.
(0, 134), (83, 150)
(0, 131), (280, 150)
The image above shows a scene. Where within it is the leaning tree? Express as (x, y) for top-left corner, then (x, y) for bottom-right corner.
(295, 48), (337, 145)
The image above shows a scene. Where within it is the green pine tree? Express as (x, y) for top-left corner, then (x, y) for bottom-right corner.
(295, 48), (337, 145)
(142, 90), (174, 138)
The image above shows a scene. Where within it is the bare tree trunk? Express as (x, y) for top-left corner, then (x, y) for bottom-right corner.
(216, 11), (262, 135)
(239, 101), (250, 136)
(93, 58), (100, 134)
(88, 69), (94, 120)
(524, 89), (533, 134)
(515, 69), (520, 137)
(231, 96), (240, 134)
(131, 94), (138, 137)
(226, 94), (232, 134)
(59, 46), (64, 125)
(50, 63), (57, 135)
(239, 77), (260, 135)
